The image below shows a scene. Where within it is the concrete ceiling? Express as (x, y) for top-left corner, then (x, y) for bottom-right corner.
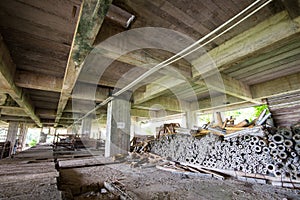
(0, 0), (300, 127)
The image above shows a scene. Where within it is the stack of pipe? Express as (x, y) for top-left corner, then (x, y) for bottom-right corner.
(151, 126), (300, 179)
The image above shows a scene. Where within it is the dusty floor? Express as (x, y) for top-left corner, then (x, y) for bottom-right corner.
(58, 156), (300, 200)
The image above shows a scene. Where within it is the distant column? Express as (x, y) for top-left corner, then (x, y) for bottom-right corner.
(19, 123), (28, 151)
(105, 96), (131, 157)
(39, 130), (47, 143)
(81, 117), (92, 138)
(6, 122), (19, 156)
(185, 111), (198, 129)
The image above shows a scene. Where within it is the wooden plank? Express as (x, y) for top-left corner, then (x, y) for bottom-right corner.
(55, 0), (113, 126)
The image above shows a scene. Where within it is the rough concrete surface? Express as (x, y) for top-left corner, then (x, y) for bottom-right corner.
(58, 156), (300, 200)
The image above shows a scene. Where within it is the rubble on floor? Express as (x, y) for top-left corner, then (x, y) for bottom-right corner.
(0, 144), (61, 200)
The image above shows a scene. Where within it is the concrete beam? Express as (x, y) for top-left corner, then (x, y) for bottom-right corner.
(72, 83), (110, 102)
(130, 108), (180, 118)
(133, 76), (186, 104)
(1, 107), (27, 117)
(55, 0), (112, 126)
(191, 95), (257, 113)
(251, 72), (300, 99)
(195, 73), (261, 104)
(281, 0), (300, 19)
(192, 11), (300, 77)
(100, 50), (192, 79)
(0, 35), (41, 126)
(133, 96), (190, 112)
(15, 70), (62, 92)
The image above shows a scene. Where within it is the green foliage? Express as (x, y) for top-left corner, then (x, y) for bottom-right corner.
(254, 105), (269, 117)
(29, 139), (37, 147)
(199, 114), (212, 125)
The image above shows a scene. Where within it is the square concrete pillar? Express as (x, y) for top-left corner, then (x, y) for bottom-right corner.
(81, 117), (92, 138)
(6, 122), (19, 155)
(105, 97), (131, 157)
(185, 111), (198, 129)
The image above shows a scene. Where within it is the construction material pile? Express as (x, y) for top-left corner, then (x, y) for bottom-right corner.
(151, 125), (300, 180)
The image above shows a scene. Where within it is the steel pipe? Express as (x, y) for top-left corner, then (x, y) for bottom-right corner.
(277, 145), (285, 152)
(269, 142), (277, 149)
(283, 140), (293, 148)
(274, 170), (283, 177)
(254, 145), (262, 153)
(272, 134), (284, 144)
(278, 128), (293, 139)
(278, 152), (287, 160)
(267, 164), (275, 173)
(293, 134), (300, 143)
(258, 140), (266, 146)
(262, 147), (270, 153)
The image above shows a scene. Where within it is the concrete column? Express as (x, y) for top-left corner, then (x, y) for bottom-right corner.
(185, 111), (198, 129)
(19, 123), (27, 151)
(105, 97), (131, 157)
(212, 112), (225, 127)
(6, 122), (19, 155)
(81, 117), (92, 138)
(39, 128), (50, 143)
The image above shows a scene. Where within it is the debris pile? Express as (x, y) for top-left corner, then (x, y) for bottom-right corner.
(151, 125), (300, 181)
(130, 135), (154, 153)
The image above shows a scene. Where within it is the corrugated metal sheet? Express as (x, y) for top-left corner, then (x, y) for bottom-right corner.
(268, 91), (300, 127)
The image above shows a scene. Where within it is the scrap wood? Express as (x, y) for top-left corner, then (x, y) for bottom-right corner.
(104, 181), (133, 200)
(156, 161), (223, 179)
(207, 127), (226, 136)
(224, 126), (265, 140)
(198, 165), (300, 186)
(234, 119), (249, 128)
(156, 164), (212, 178)
(179, 162), (225, 180)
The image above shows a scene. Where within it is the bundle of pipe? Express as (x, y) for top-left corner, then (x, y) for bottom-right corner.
(151, 127), (300, 179)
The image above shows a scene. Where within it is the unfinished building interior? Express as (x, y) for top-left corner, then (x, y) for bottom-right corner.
(1, 0), (300, 199)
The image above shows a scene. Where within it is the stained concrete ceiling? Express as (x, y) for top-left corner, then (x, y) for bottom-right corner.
(0, 0), (300, 127)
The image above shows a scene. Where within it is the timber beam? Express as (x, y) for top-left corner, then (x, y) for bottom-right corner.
(55, 0), (113, 126)
(0, 35), (41, 126)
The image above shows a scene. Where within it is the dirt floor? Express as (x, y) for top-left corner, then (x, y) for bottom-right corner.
(58, 156), (300, 200)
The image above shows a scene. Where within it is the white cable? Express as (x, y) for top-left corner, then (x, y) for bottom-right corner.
(113, 0), (267, 96)
(70, 0), (273, 127)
